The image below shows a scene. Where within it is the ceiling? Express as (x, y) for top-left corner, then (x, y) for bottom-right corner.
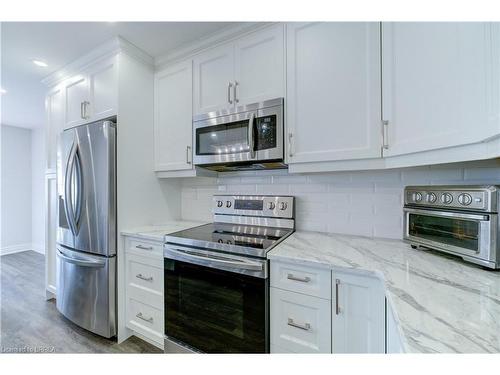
(1, 22), (239, 129)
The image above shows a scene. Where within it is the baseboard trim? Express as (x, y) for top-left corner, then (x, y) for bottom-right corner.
(0, 243), (33, 256)
(32, 243), (45, 255)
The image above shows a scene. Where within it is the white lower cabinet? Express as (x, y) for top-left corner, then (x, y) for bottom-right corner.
(271, 288), (331, 353)
(270, 260), (388, 354)
(124, 236), (164, 349)
(332, 271), (386, 353)
(386, 301), (405, 353)
(45, 173), (57, 299)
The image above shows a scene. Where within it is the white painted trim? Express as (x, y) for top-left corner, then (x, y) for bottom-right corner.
(32, 243), (45, 255)
(155, 167), (217, 179)
(154, 22), (275, 69)
(0, 243), (33, 256)
(42, 36), (154, 87)
(132, 332), (164, 350)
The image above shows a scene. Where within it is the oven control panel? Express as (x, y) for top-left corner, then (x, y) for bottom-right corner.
(404, 186), (499, 212)
(213, 195), (294, 218)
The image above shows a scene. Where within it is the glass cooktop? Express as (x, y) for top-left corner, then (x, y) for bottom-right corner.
(164, 223), (293, 258)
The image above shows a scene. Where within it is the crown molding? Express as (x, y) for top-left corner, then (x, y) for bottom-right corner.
(154, 22), (277, 70)
(41, 36), (153, 87)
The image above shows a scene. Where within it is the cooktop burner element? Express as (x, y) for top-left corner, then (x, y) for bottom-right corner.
(165, 195), (295, 258)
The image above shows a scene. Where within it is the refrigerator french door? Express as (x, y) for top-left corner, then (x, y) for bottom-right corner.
(56, 119), (116, 338)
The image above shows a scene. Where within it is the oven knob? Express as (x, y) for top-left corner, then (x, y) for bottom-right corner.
(216, 200), (223, 207)
(279, 202), (288, 210)
(412, 192), (423, 202)
(268, 202), (276, 210)
(458, 193), (472, 206)
(226, 201), (232, 208)
(426, 192), (437, 203)
(441, 193), (453, 204)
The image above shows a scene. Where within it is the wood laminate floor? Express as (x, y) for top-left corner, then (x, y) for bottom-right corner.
(0, 251), (161, 353)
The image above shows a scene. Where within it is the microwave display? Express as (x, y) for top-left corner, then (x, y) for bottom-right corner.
(408, 214), (480, 251)
(254, 115), (277, 151)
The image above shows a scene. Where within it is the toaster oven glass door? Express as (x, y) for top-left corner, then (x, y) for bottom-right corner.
(408, 213), (480, 251)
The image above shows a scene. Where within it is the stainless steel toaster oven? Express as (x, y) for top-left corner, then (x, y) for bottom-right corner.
(403, 185), (500, 269)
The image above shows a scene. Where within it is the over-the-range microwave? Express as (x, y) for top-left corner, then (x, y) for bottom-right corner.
(193, 98), (285, 172)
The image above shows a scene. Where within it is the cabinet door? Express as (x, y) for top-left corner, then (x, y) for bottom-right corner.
(332, 271), (385, 353)
(88, 56), (118, 121)
(286, 22), (382, 164)
(193, 43), (234, 115)
(234, 24), (285, 105)
(46, 87), (64, 173)
(386, 300), (405, 353)
(45, 173), (57, 299)
(382, 22), (500, 157)
(154, 60), (194, 172)
(64, 74), (89, 129)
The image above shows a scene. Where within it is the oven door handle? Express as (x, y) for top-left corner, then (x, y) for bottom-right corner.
(165, 246), (263, 272)
(404, 207), (490, 221)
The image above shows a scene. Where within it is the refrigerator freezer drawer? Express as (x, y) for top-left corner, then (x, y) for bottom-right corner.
(56, 246), (116, 338)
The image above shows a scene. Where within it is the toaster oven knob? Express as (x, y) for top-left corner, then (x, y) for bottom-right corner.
(426, 192), (437, 203)
(441, 193), (453, 204)
(217, 200), (223, 207)
(268, 202), (276, 210)
(412, 192), (423, 202)
(458, 193), (472, 206)
(226, 201), (232, 208)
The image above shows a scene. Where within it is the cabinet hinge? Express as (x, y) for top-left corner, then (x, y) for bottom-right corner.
(382, 120), (389, 150)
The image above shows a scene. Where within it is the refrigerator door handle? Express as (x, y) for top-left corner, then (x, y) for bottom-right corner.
(57, 248), (106, 268)
(73, 149), (84, 229)
(64, 142), (77, 235)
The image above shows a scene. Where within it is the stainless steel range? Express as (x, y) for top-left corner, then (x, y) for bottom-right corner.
(404, 185), (500, 269)
(163, 195), (295, 353)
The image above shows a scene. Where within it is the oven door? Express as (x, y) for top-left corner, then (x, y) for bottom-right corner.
(193, 104), (283, 166)
(164, 244), (269, 353)
(403, 208), (496, 262)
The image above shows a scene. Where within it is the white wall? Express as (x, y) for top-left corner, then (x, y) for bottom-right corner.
(181, 159), (500, 239)
(0, 125), (32, 254)
(31, 127), (45, 253)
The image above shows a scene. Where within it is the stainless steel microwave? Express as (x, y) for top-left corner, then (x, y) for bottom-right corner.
(193, 98), (285, 172)
(403, 185), (500, 269)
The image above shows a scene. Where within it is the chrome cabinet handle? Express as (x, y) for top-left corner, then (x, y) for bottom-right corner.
(81, 101), (90, 119)
(382, 120), (389, 150)
(135, 244), (153, 251)
(335, 278), (341, 315)
(287, 274), (311, 283)
(288, 132), (293, 157)
(136, 312), (153, 323)
(234, 81), (239, 103)
(136, 274), (153, 282)
(248, 112), (255, 159)
(228, 82), (233, 104)
(80, 102), (85, 119)
(287, 318), (311, 331)
(186, 145), (192, 164)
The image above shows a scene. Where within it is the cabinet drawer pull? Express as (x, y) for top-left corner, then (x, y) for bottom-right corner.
(287, 318), (311, 331)
(288, 132), (293, 157)
(186, 145), (192, 164)
(287, 273), (311, 283)
(228, 82), (233, 104)
(136, 312), (153, 323)
(135, 244), (153, 251)
(234, 81), (239, 103)
(80, 102), (85, 119)
(335, 278), (341, 315)
(136, 273), (153, 282)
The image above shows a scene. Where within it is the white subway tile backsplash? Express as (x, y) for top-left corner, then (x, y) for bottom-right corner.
(181, 160), (500, 240)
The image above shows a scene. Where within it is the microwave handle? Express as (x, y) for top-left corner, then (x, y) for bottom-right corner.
(248, 112), (256, 158)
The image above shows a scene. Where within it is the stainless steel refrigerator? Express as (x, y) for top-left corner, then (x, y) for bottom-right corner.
(56, 119), (116, 338)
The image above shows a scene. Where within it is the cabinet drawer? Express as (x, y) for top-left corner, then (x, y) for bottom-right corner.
(270, 288), (331, 353)
(126, 298), (163, 343)
(271, 261), (331, 299)
(127, 257), (163, 294)
(126, 238), (163, 258)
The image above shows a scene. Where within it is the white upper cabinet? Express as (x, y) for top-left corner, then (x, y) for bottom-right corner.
(332, 271), (385, 353)
(193, 25), (285, 115)
(63, 56), (118, 129)
(286, 22), (382, 164)
(46, 86), (64, 173)
(88, 56), (118, 121)
(154, 60), (194, 172)
(382, 22), (500, 157)
(64, 74), (89, 129)
(234, 24), (285, 106)
(193, 43), (235, 115)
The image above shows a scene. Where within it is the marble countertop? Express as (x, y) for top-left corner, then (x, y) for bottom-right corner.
(121, 220), (207, 242)
(268, 231), (500, 353)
